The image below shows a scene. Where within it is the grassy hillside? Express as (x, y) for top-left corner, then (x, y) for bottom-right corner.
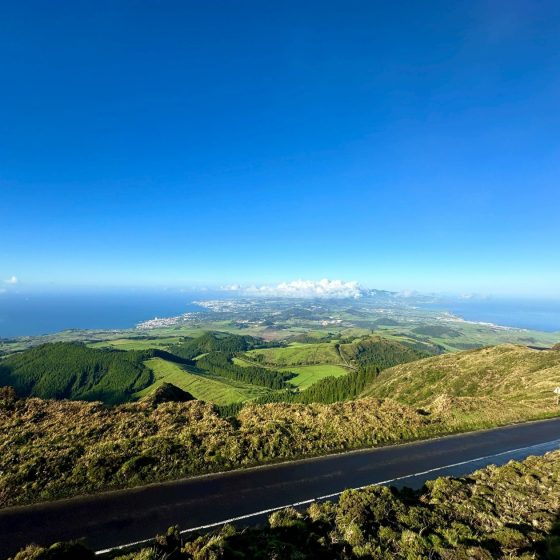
(88, 336), (183, 351)
(2, 344), (560, 509)
(0, 393), (436, 508)
(0, 342), (152, 405)
(246, 335), (428, 370)
(362, 344), (560, 427)
(136, 358), (270, 404)
(233, 355), (349, 389)
(18, 450), (560, 559)
(363, 344), (560, 404)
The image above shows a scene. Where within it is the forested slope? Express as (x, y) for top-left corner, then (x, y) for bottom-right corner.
(0, 343), (153, 405)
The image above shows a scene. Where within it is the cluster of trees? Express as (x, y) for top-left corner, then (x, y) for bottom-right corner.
(11, 451), (560, 559)
(293, 366), (379, 404)
(341, 337), (428, 370)
(169, 332), (276, 361)
(164, 332), (294, 391)
(230, 338), (429, 409)
(249, 366), (380, 407)
(196, 352), (294, 390)
(0, 343), (153, 405)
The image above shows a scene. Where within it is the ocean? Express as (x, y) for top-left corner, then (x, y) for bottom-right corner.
(421, 298), (560, 333)
(0, 291), (204, 338)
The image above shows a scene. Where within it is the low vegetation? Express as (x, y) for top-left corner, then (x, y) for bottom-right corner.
(12, 450), (560, 559)
(2, 338), (560, 511)
(0, 390), (437, 508)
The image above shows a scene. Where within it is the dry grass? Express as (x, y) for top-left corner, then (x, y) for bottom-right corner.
(363, 344), (560, 405)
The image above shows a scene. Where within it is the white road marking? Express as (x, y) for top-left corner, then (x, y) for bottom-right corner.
(95, 440), (560, 555)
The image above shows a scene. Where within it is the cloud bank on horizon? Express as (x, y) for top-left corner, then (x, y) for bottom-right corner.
(225, 279), (362, 299)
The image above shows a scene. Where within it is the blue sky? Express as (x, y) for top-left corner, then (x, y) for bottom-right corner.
(1, 1), (559, 296)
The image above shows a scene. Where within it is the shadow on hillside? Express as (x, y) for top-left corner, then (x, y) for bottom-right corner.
(538, 511), (560, 559)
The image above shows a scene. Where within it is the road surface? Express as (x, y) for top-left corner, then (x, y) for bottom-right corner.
(1, 417), (560, 557)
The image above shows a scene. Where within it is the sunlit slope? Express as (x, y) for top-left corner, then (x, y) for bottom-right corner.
(137, 357), (270, 405)
(362, 344), (560, 412)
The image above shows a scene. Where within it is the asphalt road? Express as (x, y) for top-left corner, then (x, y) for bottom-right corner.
(1, 418), (560, 557)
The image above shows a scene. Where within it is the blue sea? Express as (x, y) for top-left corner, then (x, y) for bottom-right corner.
(0, 291), (205, 338)
(421, 298), (560, 333)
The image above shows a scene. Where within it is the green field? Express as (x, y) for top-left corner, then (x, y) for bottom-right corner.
(373, 322), (559, 352)
(245, 342), (342, 367)
(234, 349), (350, 390)
(136, 357), (270, 404)
(279, 364), (349, 389)
(88, 337), (183, 351)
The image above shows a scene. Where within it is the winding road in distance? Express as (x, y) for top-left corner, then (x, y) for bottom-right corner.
(2, 418), (560, 557)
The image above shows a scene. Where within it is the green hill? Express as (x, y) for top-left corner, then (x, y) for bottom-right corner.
(0, 342), (153, 405)
(169, 332), (271, 361)
(144, 382), (196, 406)
(361, 344), (560, 426)
(339, 335), (430, 370)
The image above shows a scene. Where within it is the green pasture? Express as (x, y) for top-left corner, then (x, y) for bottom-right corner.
(88, 337), (183, 351)
(245, 342), (342, 367)
(281, 364), (349, 389)
(136, 357), (270, 404)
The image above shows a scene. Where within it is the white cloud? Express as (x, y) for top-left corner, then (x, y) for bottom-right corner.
(4, 275), (18, 285)
(226, 279), (363, 299)
(397, 289), (418, 298)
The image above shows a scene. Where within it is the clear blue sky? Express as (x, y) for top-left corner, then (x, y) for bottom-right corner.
(1, 1), (559, 296)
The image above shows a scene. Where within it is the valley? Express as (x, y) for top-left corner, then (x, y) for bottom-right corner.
(1, 296), (559, 558)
